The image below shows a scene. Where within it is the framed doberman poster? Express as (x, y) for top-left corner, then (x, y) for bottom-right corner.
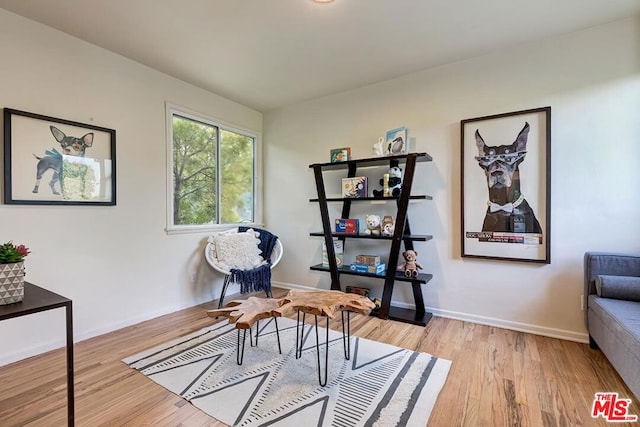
(461, 106), (551, 264)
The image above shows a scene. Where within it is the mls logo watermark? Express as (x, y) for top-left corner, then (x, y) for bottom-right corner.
(591, 392), (638, 422)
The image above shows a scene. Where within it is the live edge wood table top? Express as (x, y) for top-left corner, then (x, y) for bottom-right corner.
(207, 289), (375, 327)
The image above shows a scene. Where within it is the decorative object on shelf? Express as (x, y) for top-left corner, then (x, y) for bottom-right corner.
(383, 173), (389, 195)
(381, 215), (395, 236)
(355, 254), (380, 266)
(372, 173), (387, 197)
(0, 241), (30, 305)
(330, 147), (351, 162)
(385, 126), (408, 155)
(372, 165), (402, 197)
(345, 285), (370, 298)
(461, 106), (551, 263)
(335, 218), (359, 233)
(341, 176), (367, 198)
(372, 137), (385, 157)
(322, 240), (344, 267)
(350, 262), (386, 274)
(398, 250), (423, 278)
(3, 108), (117, 206)
(363, 214), (381, 236)
(387, 165), (403, 197)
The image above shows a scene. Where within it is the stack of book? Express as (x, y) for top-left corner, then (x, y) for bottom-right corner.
(349, 254), (385, 275)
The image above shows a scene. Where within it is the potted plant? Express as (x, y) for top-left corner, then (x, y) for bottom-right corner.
(0, 241), (30, 305)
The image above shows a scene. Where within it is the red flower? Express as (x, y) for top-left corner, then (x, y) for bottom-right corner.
(15, 245), (31, 257)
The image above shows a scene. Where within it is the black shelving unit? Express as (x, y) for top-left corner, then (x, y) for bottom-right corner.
(309, 152), (433, 326)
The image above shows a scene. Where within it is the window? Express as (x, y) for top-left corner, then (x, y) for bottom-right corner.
(166, 104), (261, 233)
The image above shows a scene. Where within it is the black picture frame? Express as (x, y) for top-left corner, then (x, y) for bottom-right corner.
(461, 106), (550, 263)
(3, 108), (116, 206)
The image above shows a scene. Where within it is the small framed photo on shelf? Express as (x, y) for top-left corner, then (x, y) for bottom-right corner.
(330, 147), (351, 162)
(385, 127), (408, 155)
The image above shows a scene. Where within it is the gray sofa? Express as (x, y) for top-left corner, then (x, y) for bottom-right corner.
(584, 252), (640, 400)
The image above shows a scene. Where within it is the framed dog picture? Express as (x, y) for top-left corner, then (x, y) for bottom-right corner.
(3, 108), (116, 206)
(461, 106), (550, 263)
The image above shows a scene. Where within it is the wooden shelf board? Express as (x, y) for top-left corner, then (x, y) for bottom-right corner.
(310, 264), (433, 284)
(309, 195), (432, 202)
(309, 152), (432, 170)
(309, 232), (433, 242)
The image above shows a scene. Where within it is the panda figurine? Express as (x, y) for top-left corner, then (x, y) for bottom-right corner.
(372, 166), (403, 198)
(387, 166), (403, 197)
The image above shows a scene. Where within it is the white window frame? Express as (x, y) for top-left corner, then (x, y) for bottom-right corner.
(165, 102), (263, 235)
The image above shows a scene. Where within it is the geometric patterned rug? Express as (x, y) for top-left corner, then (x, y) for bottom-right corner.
(123, 316), (451, 426)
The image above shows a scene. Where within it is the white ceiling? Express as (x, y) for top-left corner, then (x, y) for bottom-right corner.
(1, 0), (639, 112)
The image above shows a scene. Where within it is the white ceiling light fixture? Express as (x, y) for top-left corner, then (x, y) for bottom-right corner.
(312, 0), (335, 3)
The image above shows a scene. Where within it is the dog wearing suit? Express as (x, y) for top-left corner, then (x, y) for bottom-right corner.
(32, 126), (94, 195)
(474, 122), (542, 234)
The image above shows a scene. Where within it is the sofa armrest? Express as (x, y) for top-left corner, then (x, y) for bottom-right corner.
(584, 252), (640, 328)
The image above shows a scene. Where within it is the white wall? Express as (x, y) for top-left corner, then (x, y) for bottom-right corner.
(265, 15), (640, 342)
(1, 10), (638, 367)
(0, 9), (261, 365)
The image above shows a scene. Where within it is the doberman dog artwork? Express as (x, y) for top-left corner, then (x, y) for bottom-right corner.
(474, 122), (542, 234)
(32, 126), (94, 195)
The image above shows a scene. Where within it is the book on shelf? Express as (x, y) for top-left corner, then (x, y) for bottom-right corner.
(341, 176), (368, 198)
(355, 254), (381, 266)
(330, 147), (351, 162)
(335, 218), (359, 234)
(385, 126), (408, 155)
(322, 240), (344, 268)
(349, 263), (386, 275)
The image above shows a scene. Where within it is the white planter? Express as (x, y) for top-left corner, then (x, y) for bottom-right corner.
(0, 261), (25, 305)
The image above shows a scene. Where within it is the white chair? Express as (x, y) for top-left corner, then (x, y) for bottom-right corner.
(205, 227), (283, 308)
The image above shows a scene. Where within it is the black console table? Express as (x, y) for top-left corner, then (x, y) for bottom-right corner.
(0, 282), (74, 426)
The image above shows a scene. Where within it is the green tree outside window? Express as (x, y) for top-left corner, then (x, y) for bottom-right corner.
(172, 114), (255, 226)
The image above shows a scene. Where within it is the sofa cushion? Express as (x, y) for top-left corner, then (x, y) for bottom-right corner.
(589, 295), (640, 359)
(588, 295), (640, 400)
(595, 275), (640, 302)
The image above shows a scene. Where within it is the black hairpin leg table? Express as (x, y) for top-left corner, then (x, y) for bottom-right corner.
(0, 282), (74, 426)
(295, 308), (352, 386)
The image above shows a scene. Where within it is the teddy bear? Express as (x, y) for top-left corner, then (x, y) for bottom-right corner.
(363, 214), (381, 235)
(398, 250), (423, 277)
(381, 215), (395, 236)
(372, 165), (403, 198)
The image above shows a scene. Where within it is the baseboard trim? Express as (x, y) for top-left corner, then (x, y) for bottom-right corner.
(0, 339), (62, 367)
(272, 281), (589, 344)
(425, 306), (588, 343)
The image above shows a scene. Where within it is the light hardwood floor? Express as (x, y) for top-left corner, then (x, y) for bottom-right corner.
(0, 287), (638, 426)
